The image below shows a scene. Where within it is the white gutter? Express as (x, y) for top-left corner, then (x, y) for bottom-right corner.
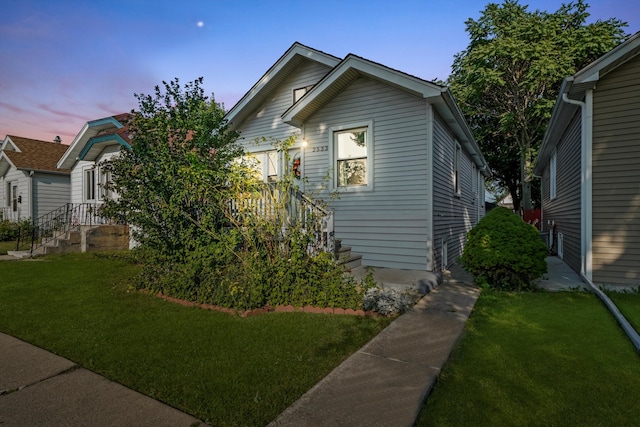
(561, 92), (593, 281)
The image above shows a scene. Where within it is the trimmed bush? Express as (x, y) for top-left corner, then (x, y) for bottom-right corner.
(461, 207), (547, 291)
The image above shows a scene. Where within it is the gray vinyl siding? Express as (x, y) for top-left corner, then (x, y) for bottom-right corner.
(432, 112), (476, 270)
(236, 60), (333, 146)
(541, 111), (582, 274)
(33, 173), (70, 219)
(304, 77), (430, 270)
(591, 54), (640, 286)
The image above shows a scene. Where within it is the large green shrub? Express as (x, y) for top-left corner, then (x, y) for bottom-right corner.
(461, 207), (547, 290)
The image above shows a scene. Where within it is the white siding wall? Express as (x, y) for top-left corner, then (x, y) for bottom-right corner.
(432, 112), (476, 270)
(237, 60), (333, 147)
(71, 160), (93, 205)
(1, 168), (30, 221)
(304, 77), (430, 270)
(70, 147), (122, 206)
(33, 173), (70, 219)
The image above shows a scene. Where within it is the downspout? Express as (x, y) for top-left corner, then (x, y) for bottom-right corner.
(561, 91), (593, 281)
(28, 170), (34, 220)
(561, 92), (639, 352)
(425, 103), (434, 271)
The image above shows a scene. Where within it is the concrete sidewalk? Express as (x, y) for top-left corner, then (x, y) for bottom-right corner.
(270, 266), (479, 427)
(0, 333), (207, 426)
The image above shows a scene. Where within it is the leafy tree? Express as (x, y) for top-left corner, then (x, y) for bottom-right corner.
(449, 0), (627, 210)
(101, 77), (254, 290)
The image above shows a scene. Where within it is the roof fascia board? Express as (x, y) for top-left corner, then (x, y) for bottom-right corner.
(78, 134), (131, 161)
(574, 32), (640, 85)
(282, 55), (443, 126)
(533, 78), (577, 174)
(225, 43), (341, 125)
(0, 152), (15, 176)
(1, 136), (20, 152)
(57, 117), (125, 169)
(439, 89), (490, 176)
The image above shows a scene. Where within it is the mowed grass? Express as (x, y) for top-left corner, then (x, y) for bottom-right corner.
(607, 289), (640, 331)
(0, 253), (391, 426)
(418, 290), (640, 426)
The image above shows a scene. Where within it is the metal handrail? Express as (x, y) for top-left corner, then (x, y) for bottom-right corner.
(15, 203), (121, 255)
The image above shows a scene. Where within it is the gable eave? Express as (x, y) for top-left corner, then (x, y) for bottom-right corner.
(573, 31), (640, 87)
(1, 135), (20, 152)
(0, 152), (15, 177)
(78, 134), (131, 162)
(282, 54), (445, 127)
(58, 116), (125, 169)
(225, 42), (341, 130)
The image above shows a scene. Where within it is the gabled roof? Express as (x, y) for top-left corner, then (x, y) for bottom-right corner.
(0, 135), (71, 177)
(226, 42), (489, 176)
(225, 42), (340, 129)
(281, 53), (490, 176)
(57, 113), (132, 169)
(534, 32), (640, 174)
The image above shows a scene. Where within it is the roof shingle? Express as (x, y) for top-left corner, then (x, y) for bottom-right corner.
(2, 136), (71, 174)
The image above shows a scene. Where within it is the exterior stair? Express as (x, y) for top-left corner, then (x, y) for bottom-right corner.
(335, 239), (362, 270)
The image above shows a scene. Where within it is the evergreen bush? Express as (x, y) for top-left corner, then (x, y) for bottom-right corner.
(460, 207), (548, 291)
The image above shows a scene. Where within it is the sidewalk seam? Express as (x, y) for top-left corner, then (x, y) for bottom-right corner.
(0, 364), (79, 397)
(357, 350), (442, 372)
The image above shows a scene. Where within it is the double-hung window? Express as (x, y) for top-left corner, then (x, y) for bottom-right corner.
(85, 168), (96, 201)
(334, 126), (371, 189)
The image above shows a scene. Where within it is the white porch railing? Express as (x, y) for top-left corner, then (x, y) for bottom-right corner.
(230, 186), (334, 254)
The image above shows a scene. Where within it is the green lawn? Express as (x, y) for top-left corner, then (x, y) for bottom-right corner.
(0, 240), (17, 255)
(418, 290), (640, 426)
(0, 252), (391, 426)
(607, 289), (640, 332)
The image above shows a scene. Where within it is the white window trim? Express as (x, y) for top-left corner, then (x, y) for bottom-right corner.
(550, 150), (557, 200)
(83, 166), (96, 202)
(329, 120), (374, 192)
(244, 145), (304, 184)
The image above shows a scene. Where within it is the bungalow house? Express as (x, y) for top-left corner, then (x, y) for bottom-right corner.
(0, 135), (70, 222)
(226, 43), (490, 272)
(56, 113), (132, 211)
(534, 32), (640, 287)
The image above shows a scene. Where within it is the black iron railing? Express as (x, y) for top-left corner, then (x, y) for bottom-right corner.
(15, 203), (120, 255)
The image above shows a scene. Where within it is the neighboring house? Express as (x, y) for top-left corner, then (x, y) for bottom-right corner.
(57, 113), (132, 210)
(0, 135), (70, 222)
(534, 32), (640, 287)
(226, 43), (490, 271)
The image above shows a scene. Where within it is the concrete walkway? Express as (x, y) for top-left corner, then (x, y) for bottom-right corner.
(270, 265), (479, 427)
(0, 333), (207, 426)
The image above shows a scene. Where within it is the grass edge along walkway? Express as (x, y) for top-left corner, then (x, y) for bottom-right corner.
(417, 290), (640, 426)
(0, 252), (392, 426)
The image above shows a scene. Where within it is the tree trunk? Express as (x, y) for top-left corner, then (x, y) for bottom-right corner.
(520, 140), (532, 211)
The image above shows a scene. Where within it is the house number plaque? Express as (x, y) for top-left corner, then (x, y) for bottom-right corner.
(312, 145), (328, 152)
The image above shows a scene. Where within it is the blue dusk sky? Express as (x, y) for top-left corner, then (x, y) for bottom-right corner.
(1, 0), (638, 144)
